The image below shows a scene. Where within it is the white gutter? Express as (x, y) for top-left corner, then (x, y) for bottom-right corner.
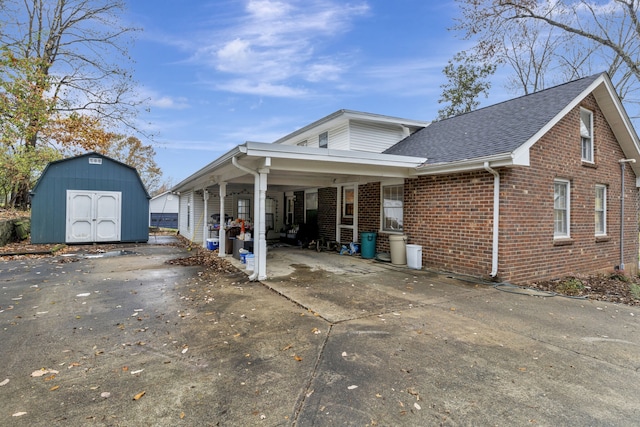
(484, 162), (500, 278)
(231, 156), (260, 281)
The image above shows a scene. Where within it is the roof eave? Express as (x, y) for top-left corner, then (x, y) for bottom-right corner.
(412, 152), (522, 176)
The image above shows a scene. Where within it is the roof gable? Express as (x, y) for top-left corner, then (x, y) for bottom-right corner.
(384, 74), (606, 165)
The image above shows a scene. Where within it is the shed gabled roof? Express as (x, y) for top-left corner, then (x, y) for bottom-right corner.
(31, 151), (150, 198)
(385, 72), (640, 177)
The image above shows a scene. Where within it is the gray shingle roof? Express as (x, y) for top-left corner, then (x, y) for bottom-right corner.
(384, 73), (603, 164)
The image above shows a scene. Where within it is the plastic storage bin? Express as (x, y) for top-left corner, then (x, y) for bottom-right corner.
(360, 232), (377, 259)
(389, 234), (407, 265)
(406, 244), (423, 269)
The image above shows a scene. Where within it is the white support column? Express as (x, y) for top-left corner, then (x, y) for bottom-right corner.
(353, 185), (359, 242)
(335, 186), (342, 243)
(202, 189), (209, 248)
(218, 182), (227, 257)
(257, 170), (268, 280)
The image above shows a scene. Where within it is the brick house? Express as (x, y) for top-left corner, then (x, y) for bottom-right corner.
(173, 73), (640, 284)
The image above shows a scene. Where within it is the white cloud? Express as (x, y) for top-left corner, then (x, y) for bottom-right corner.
(216, 79), (309, 98)
(138, 87), (190, 110)
(195, 0), (370, 96)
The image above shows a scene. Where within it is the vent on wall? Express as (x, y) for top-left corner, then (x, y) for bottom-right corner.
(89, 158), (102, 165)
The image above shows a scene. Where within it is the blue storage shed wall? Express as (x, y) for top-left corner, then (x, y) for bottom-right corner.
(30, 152), (150, 244)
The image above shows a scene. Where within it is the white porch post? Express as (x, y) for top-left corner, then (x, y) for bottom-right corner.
(202, 189), (209, 248)
(257, 170), (268, 280)
(218, 182), (227, 257)
(335, 186), (341, 243)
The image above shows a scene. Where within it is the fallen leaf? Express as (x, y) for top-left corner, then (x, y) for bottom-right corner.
(0, 379), (9, 386)
(133, 391), (146, 400)
(31, 369), (59, 377)
(181, 347), (188, 354)
(49, 385), (60, 391)
(12, 412), (27, 417)
(44, 374), (56, 381)
(281, 344), (293, 351)
(180, 412), (185, 419)
(293, 355), (303, 362)
(122, 366), (129, 372)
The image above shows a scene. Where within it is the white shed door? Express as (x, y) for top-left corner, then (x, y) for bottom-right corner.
(66, 190), (121, 243)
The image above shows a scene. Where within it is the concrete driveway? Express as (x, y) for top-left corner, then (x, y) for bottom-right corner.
(1, 241), (639, 426)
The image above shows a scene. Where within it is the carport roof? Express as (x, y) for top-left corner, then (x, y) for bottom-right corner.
(172, 141), (427, 192)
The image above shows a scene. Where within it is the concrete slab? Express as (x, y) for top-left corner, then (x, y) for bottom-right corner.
(1, 243), (639, 426)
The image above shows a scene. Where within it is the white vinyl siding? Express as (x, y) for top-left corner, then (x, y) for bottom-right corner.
(554, 180), (570, 238)
(595, 185), (606, 236)
(326, 123), (349, 150)
(351, 121), (406, 153)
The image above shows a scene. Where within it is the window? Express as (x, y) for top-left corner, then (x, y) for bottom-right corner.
(305, 190), (318, 224)
(581, 108), (593, 162)
(319, 131), (328, 148)
(343, 187), (354, 217)
(237, 198), (250, 220)
(554, 180), (570, 238)
(266, 197), (276, 231)
(382, 184), (403, 231)
(595, 185), (607, 235)
(286, 195), (294, 224)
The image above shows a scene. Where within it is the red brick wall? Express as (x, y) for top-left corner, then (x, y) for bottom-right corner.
(404, 172), (495, 277)
(499, 95), (639, 283)
(402, 95), (639, 284)
(318, 187), (336, 240)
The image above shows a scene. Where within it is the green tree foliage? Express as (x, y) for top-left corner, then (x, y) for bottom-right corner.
(437, 52), (496, 120)
(0, 0), (147, 208)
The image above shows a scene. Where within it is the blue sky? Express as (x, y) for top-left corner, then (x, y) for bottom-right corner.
(124, 0), (512, 185)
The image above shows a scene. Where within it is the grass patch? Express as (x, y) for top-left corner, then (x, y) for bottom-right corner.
(556, 277), (585, 296)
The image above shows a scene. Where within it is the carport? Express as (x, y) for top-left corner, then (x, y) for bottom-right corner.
(171, 141), (425, 281)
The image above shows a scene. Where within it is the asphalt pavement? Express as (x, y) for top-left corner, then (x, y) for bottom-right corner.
(1, 241), (639, 426)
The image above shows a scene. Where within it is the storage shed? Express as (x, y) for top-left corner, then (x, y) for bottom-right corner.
(149, 191), (179, 229)
(30, 152), (150, 244)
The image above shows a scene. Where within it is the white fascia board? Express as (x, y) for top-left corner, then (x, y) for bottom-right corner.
(413, 152), (516, 176)
(243, 141), (426, 168)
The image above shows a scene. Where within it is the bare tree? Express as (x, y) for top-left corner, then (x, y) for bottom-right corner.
(0, 0), (143, 207)
(454, 0), (640, 113)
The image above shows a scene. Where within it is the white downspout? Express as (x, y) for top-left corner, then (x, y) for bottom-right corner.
(232, 156), (262, 281)
(484, 162), (500, 278)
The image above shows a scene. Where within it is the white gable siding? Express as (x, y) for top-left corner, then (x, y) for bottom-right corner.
(328, 123), (349, 150)
(149, 193), (179, 214)
(350, 121), (406, 153)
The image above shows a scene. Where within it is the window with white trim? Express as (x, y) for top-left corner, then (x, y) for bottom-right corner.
(580, 108), (593, 162)
(554, 180), (570, 238)
(382, 184), (403, 232)
(343, 186), (354, 217)
(595, 184), (606, 235)
(319, 131), (328, 148)
(237, 198), (250, 220)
